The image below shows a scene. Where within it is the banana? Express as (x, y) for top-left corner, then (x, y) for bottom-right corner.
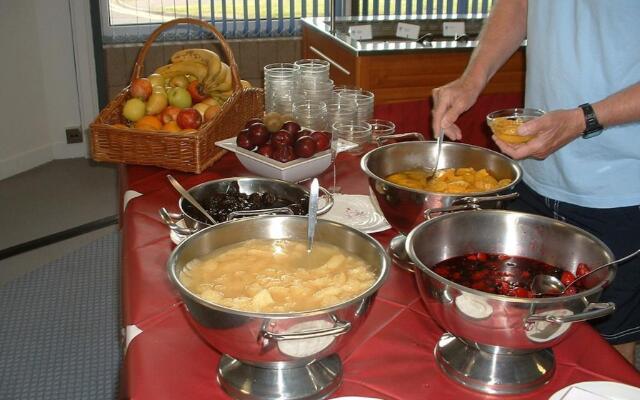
(215, 65), (233, 92)
(203, 63), (231, 94)
(154, 61), (208, 82)
(171, 48), (222, 83)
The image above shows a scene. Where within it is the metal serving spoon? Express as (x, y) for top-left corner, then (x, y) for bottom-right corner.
(307, 178), (320, 254)
(531, 248), (640, 296)
(166, 174), (217, 225)
(425, 128), (445, 180)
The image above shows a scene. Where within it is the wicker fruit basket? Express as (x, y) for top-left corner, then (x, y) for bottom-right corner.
(90, 18), (264, 173)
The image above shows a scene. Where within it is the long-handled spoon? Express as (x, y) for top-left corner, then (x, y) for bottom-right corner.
(531, 248), (640, 296)
(425, 128), (445, 179)
(166, 174), (217, 225)
(307, 178), (320, 254)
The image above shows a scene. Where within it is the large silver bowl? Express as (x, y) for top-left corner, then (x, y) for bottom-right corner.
(361, 141), (522, 270)
(405, 210), (616, 394)
(160, 176), (333, 236)
(167, 215), (390, 400)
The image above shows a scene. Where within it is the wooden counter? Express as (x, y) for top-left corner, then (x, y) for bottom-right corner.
(302, 25), (525, 104)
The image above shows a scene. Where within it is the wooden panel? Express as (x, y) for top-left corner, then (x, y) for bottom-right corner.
(302, 27), (357, 86)
(302, 26), (525, 104)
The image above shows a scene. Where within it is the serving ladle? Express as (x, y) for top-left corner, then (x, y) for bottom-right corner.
(424, 128), (445, 180)
(531, 248), (640, 296)
(307, 178), (320, 254)
(166, 174), (217, 225)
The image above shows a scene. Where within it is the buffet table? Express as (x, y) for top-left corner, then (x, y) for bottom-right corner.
(119, 98), (640, 399)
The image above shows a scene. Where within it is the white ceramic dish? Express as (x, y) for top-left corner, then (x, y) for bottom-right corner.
(216, 137), (333, 182)
(319, 194), (390, 234)
(549, 381), (640, 400)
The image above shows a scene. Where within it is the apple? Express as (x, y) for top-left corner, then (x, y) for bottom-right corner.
(202, 97), (219, 106)
(130, 78), (152, 100)
(281, 121), (301, 135)
(187, 80), (209, 103)
(148, 73), (165, 88)
(167, 87), (192, 109)
(295, 128), (312, 142)
(256, 144), (273, 158)
(294, 136), (317, 158)
(271, 130), (295, 147)
(192, 102), (210, 118)
(247, 123), (270, 146)
(244, 117), (263, 129)
(122, 98), (146, 122)
(176, 108), (202, 129)
(160, 105), (181, 123)
(236, 129), (253, 150)
(145, 92), (168, 115)
(311, 131), (331, 151)
(169, 75), (190, 88)
(272, 145), (296, 163)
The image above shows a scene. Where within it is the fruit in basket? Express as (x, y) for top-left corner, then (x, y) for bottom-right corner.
(271, 130), (295, 147)
(176, 108), (202, 129)
(162, 120), (181, 132)
(294, 136), (317, 158)
(145, 92), (168, 115)
(134, 115), (163, 130)
(167, 87), (192, 109)
(204, 104), (221, 121)
(187, 80), (209, 103)
(155, 61), (208, 82)
(169, 75), (190, 88)
(122, 98), (146, 122)
(281, 121), (301, 135)
(247, 123), (270, 146)
(160, 105), (181, 123)
(171, 48), (222, 82)
(193, 102), (210, 118)
(148, 73), (165, 88)
(130, 78), (152, 100)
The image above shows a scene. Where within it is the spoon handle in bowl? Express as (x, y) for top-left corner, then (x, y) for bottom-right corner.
(307, 178), (319, 253)
(167, 175), (217, 225)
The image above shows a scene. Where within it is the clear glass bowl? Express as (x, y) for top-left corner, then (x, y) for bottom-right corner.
(486, 108), (545, 143)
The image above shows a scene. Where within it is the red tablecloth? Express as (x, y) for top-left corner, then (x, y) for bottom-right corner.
(119, 98), (640, 399)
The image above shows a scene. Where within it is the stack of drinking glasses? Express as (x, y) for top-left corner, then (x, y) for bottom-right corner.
(336, 89), (375, 123)
(264, 63), (300, 116)
(294, 59), (332, 103)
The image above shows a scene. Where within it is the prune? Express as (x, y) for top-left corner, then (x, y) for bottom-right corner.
(183, 181), (310, 224)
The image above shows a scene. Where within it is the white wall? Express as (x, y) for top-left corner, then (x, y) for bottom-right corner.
(0, 0), (93, 180)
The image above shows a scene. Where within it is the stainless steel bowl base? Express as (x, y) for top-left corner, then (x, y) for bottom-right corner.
(388, 234), (416, 272)
(218, 354), (342, 400)
(435, 333), (555, 395)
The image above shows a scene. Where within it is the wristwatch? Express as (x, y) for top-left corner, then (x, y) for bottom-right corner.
(579, 103), (604, 139)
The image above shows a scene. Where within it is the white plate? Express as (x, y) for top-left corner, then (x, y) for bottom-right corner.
(549, 381), (640, 400)
(215, 137), (358, 182)
(319, 194), (390, 234)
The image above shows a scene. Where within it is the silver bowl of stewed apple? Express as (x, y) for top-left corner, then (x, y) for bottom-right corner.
(166, 214), (390, 400)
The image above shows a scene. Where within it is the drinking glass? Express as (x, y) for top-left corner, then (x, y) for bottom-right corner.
(264, 63), (300, 115)
(330, 121), (372, 192)
(367, 119), (396, 143)
(293, 100), (328, 131)
(338, 90), (375, 123)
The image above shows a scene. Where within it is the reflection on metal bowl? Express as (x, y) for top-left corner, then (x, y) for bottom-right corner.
(405, 210), (617, 395)
(167, 215), (390, 400)
(360, 141), (521, 270)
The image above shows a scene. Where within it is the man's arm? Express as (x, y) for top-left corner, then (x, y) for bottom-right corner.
(432, 0), (529, 139)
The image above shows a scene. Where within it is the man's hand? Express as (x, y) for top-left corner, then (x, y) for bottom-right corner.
(432, 78), (483, 141)
(493, 108), (585, 159)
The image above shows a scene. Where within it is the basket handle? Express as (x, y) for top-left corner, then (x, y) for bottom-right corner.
(130, 18), (241, 93)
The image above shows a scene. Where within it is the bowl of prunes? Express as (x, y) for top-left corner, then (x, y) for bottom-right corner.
(160, 177), (334, 236)
(215, 112), (333, 182)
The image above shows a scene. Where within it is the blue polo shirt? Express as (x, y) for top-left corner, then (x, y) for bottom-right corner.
(522, 0), (640, 208)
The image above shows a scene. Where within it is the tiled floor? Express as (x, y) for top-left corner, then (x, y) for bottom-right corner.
(0, 158), (118, 285)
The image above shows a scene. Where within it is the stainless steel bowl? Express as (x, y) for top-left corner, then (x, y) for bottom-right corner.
(160, 176), (333, 236)
(405, 210), (616, 394)
(167, 215), (390, 400)
(360, 141), (522, 270)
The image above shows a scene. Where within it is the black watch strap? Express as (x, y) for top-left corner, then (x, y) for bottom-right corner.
(579, 103), (603, 139)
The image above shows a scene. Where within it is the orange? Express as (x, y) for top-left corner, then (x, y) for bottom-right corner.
(161, 120), (181, 132)
(134, 115), (163, 130)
